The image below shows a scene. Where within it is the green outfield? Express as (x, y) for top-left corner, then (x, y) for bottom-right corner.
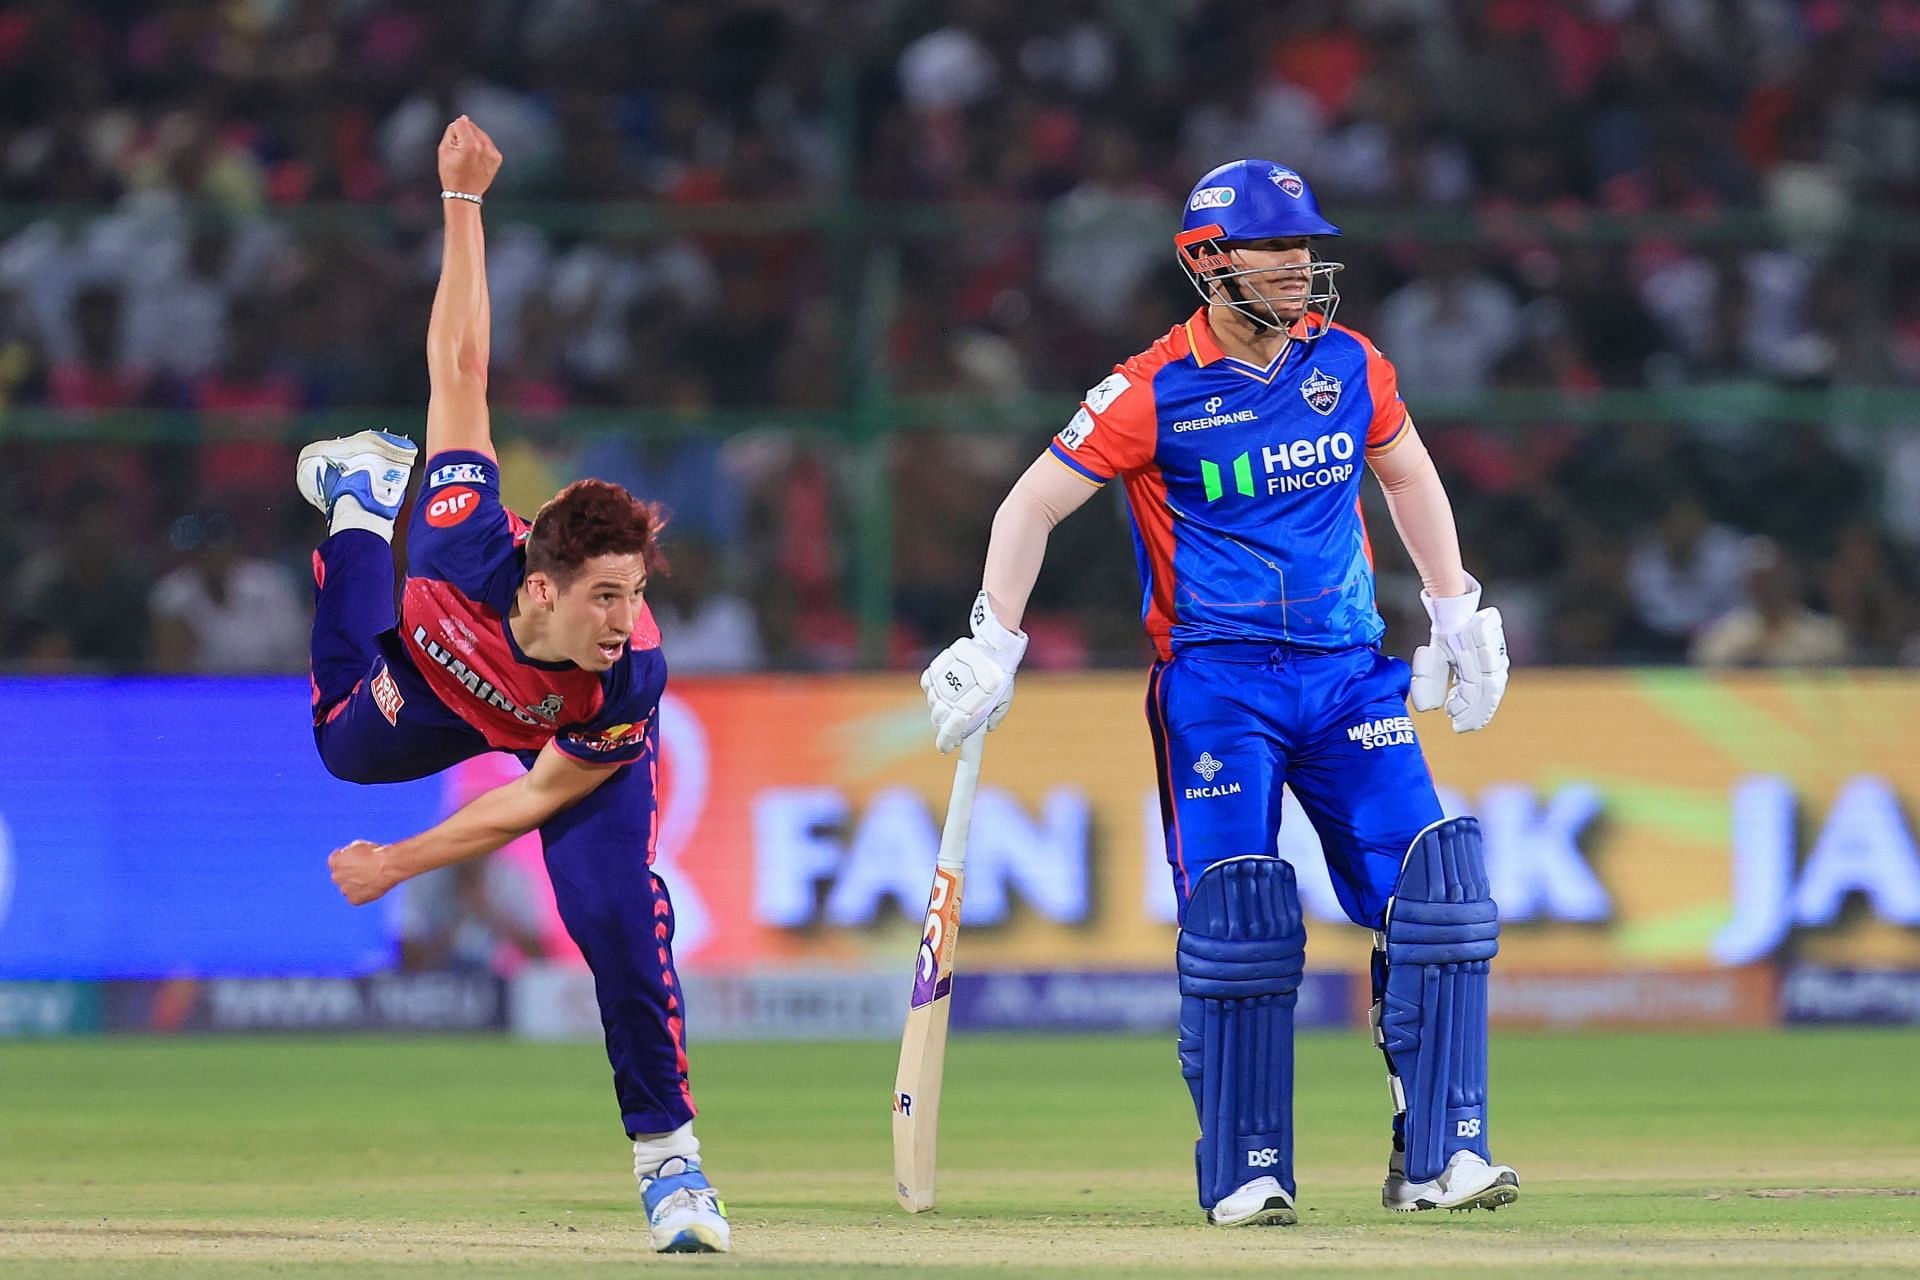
(0, 1029), (1915, 1278)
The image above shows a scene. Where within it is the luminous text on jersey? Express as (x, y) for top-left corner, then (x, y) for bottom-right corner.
(412, 624), (549, 727)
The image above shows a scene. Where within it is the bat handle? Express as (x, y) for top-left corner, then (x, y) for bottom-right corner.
(935, 731), (986, 873)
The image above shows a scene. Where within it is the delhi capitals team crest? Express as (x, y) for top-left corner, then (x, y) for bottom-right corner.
(1268, 166), (1305, 198)
(1301, 367), (1342, 415)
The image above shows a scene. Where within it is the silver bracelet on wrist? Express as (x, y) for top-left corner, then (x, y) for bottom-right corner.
(440, 189), (483, 205)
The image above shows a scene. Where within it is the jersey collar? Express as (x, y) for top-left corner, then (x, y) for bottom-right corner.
(1186, 306), (1326, 371)
(1183, 308), (1225, 367)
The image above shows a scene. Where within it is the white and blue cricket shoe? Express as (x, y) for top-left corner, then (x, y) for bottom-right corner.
(296, 430), (418, 526)
(1383, 1147), (1519, 1213)
(1208, 1175), (1297, 1227)
(638, 1156), (731, 1254)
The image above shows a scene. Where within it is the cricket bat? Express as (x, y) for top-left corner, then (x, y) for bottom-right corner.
(891, 729), (986, 1213)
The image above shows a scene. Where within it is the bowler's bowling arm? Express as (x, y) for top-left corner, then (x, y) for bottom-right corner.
(426, 179), (494, 459)
(378, 742), (615, 884)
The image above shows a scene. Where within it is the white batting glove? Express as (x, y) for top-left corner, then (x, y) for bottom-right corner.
(920, 591), (1028, 754)
(1409, 573), (1509, 733)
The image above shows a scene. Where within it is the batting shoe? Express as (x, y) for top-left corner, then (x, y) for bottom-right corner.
(1208, 1176), (1298, 1227)
(639, 1156), (731, 1254)
(1382, 1147), (1519, 1213)
(296, 430), (417, 536)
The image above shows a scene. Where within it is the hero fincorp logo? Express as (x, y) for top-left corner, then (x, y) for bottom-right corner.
(1200, 430), (1356, 501)
(1189, 185), (1237, 211)
(1172, 396), (1258, 433)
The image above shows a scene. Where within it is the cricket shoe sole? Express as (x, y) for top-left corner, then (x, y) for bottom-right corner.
(296, 430), (418, 522)
(640, 1157), (731, 1253)
(1383, 1149), (1519, 1213)
(1208, 1176), (1297, 1227)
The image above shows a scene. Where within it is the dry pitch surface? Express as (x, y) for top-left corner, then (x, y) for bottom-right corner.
(1, 1031), (1916, 1278)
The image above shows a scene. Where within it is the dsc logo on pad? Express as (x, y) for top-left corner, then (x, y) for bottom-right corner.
(425, 487), (480, 527)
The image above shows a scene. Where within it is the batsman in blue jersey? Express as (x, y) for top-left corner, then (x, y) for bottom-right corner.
(922, 159), (1517, 1224)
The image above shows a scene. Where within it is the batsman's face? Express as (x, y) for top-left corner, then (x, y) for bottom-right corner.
(1220, 237), (1313, 320)
(553, 553), (649, 671)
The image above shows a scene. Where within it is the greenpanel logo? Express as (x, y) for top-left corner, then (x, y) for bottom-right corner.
(1201, 452), (1255, 502)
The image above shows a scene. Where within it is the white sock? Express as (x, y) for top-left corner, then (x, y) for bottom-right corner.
(632, 1121), (700, 1181)
(329, 492), (395, 540)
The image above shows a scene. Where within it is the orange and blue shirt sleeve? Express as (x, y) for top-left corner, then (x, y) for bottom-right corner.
(1048, 354), (1160, 485)
(1359, 340), (1413, 456)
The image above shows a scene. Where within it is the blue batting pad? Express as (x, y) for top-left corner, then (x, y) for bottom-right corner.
(1176, 856), (1307, 1209)
(1381, 817), (1500, 1183)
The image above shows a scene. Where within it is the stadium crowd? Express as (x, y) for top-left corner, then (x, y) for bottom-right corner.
(2, 0), (1919, 670)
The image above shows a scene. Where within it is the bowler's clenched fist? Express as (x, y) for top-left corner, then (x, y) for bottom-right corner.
(438, 115), (502, 195)
(329, 839), (395, 905)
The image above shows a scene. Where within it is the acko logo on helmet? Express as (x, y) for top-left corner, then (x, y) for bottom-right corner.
(1188, 186), (1237, 211)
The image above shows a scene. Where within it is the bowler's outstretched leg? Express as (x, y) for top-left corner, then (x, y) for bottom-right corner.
(301, 430), (418, 714)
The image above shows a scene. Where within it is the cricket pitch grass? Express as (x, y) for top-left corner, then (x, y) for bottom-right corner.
(2, 1030), (1916, 1278)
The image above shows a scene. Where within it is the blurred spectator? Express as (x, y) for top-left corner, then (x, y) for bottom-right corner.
(10, 482), (152, 671)
(0, 1), (1910, 672)
(121, 221), (237, 382)
(1041, 126), (1170, 336)
(400, 756), (574, 973)
(399, 859), (552, 973)
(1817, 523), (1920, 664)
(1548, 528), (1673, 665)
(1376, 253), (1522, 394)
(1692, 539), (1849, 668)
(1627, 497), (1753, 654)
(148, 511), (308, 674)
(49, 285), (145, 411)
(650, 536), (765, 674)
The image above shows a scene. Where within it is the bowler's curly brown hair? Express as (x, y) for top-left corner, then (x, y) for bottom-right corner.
(524, 479), (667, 586)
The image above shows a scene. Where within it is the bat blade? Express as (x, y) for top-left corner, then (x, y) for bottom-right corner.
(891, 866), (962, 1212)
(891, 732), (984, 1213)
